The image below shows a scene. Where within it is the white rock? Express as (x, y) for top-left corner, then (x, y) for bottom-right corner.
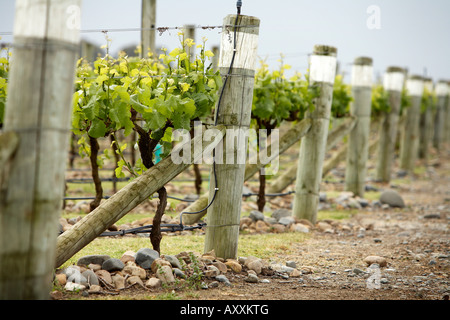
(65, 282), (86, 291)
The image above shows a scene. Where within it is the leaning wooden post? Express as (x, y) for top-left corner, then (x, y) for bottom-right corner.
(375, 67), (405, 183)
(0, 0), (81, 299)
(203, 14), (260, 259)
(418, 78), (434, 160)
(182, 118), (312, 225)
(344, 57), (373, 197)
(292, 45), (337, 224)
(55, 126), (226, 268)
(399, 75), (424, 172)
(433, 80), (449, 151)
(141, 0), (156, 58)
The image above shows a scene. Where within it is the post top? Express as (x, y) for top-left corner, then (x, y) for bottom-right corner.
(408, 75), (424, 81)
(354, 57), (373, 66)
(386, 66), (406, 74)
(313, 45), (337, 57)
(224, 14), (260, 27)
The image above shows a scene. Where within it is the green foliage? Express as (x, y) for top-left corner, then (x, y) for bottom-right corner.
(0, 41), (10, 125)
(421, 86), (436, 114)
(399, 88), (412, 115)
(252, 58), (316, 129)
(331, 75), (352, 118)
(371, 84), (390, 118)
(72, 34), (221, 177)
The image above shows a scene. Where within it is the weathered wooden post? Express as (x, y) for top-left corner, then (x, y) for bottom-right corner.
(375, 67), (405, 183)
(0, 0), (81, 299)
(183, 24), (196, 58)
(292, 45), (337, 224)
(447, 81), (450, 144)
(141, 0), (156, 58)
(418, 78), (434, 160)
(446, 81), (450, 144)
(439, 80), (450, 145)
(211, 45), (220, 72)
(203, 14), (260, 259)
(345, 57), (373, 197)
(399, 75), (425, 172)
(433, 81), (449, 151)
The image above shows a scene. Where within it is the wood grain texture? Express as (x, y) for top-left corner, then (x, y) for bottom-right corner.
(0, 0), (81, 299)
(203, 15), (259, 259)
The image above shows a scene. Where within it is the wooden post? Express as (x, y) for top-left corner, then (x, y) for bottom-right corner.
(80, 40), (96, 61)
(0, 0), (81, 299)
(292, 45), (337, 224)
(399, 75), (424, 172)
(446, 81), (450, 144)
(141, 0), (156, 58)
(438, 81), (450, 145)
(203, 14), (260, 259)
(345, 57), (373, 197)
(55, 125), (226, 268)
(211, 45), (220, 72)
(433, 80), (449, 151)
(183, 24), (196, 58)
(418, 78), (434, 160)
(375, 67), (405, 183)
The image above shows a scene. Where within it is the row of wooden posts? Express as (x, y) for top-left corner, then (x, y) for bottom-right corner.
(0, 1), (449, 300)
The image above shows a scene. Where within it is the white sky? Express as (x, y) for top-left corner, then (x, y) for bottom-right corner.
(0, 0), (449, 83)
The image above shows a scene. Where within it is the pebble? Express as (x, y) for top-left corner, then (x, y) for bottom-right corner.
(163, 255), (182, 269)
(136, 248), (160, 269)
(173, 268), (186, 279)
(204, 265), (220, 278)
(123, 265), (147, 280)
(353, 268), (366, 275)
(286, 261), (297, 268)
(225, 259), (242, 273)
(127, 275), (144, 286)
(379, 190), (405, 208)
(249, 210), (265, 222)
(290, 223), (310, 233)
(112, 274), (125, 289)
(364, 256), (387, 267)
(245, 273), (259, 283)
(145, 277), (162, 289)
(271, 208), (291, 221)
(88, 285), (102, 293)
(82, 269), (99, 286)
(155, 265), (175, 285)
(95, 270), (113, 285)
(77, 255), (111, 267)
(102, 258), (125, 272)
(65, 282), (85, 291)
(215, 275), (231, 286)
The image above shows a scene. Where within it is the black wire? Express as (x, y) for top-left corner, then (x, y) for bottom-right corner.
(178, 7), (242, 227)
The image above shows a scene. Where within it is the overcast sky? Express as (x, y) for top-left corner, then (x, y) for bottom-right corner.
(0, 0), (449, 83)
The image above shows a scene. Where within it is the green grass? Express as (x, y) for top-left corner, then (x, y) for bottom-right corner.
(317, 209), (357, 221)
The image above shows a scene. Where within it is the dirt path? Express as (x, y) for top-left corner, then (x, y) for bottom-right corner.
(186, 153), (450, 301)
